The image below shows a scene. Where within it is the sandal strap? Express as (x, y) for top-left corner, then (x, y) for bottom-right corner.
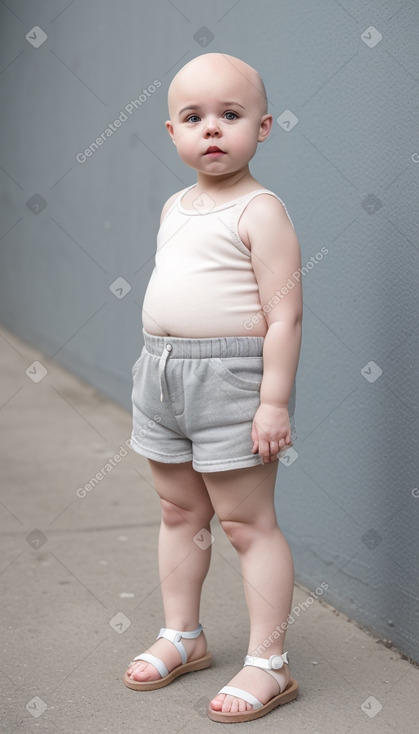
(244, 652), (289, 693)
(218, 686), (263, 710)
(215, 653), (291, 709)
(131, 623), (204, 676)
(131, 652), (168, 678)
(244, 652), (289, 670)
(157, 623), (204, 665)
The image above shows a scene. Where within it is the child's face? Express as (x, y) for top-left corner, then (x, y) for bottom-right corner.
(165, 56), (272, 179)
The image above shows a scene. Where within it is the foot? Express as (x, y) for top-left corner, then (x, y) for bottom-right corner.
(125, 629), (208, 683)
(209, 660), (290, 714)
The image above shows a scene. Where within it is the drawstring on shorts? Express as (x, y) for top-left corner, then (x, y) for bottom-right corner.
(158, 343), (172, 401)
(144, 328), (265, 403)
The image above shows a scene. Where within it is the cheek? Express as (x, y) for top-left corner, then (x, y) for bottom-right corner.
(174, 136), (197, 164)
(177, 137), (195, 157)
(235, 130), (258, 157)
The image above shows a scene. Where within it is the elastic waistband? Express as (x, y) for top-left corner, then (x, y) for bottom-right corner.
(142, 328), (264, 358)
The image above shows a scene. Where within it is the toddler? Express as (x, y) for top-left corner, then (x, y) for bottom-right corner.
(123, 52), (302, 723)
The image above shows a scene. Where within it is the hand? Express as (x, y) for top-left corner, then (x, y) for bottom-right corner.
(251, 403), (293, 464)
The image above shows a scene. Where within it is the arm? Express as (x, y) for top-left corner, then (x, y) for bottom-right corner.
(242, 194), (303, 463)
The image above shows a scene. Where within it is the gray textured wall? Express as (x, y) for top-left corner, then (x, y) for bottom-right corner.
(0, 1), (418, 661)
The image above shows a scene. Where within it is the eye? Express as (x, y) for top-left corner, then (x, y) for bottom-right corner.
(224, 111), (239, 120)
(186, 114), (201, 123)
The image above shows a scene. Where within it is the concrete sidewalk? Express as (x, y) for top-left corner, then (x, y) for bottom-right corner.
(1, 324), (418, 734)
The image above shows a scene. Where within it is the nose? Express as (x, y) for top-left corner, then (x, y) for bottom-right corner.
(203, 116), (221, 137)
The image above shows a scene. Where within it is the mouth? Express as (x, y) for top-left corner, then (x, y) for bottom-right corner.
(204, 146), (225, 156)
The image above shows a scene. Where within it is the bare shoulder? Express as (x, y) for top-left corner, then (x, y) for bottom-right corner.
(160, 190), (182, 223)
(239, 193), (294, 248)
(245, 193), (292, 225)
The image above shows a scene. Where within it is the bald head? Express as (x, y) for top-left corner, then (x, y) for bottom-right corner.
(167, 53), (268, 118)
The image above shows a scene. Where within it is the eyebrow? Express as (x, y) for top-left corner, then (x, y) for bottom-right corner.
(178, 101), (246, 115)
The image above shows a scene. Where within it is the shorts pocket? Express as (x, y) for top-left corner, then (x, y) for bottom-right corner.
(211, 356), (263, 391)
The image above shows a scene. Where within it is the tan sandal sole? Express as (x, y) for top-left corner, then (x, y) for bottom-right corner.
(123, 651), (212, 691)
(207, 677), (299, 723)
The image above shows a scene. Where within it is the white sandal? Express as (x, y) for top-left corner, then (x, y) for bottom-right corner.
(207, 652), (298, 723)
(123, 623), (212, 690)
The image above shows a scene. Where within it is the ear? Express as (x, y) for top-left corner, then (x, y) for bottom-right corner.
(165, 120), (176, 144)
(258, 114), (273, 143)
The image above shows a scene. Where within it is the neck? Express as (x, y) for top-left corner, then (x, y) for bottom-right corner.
(195, 167), (256, 195)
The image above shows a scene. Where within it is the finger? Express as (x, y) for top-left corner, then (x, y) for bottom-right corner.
(258, 439), (271, 463)
(269, 448), (279, 462)
(251, 423), (259, 454)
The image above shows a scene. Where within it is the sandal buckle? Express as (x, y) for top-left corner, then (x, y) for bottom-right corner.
(269, 654), (284, 669)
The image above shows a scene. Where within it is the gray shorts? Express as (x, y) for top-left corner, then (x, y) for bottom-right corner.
(130, 329), (297, 473)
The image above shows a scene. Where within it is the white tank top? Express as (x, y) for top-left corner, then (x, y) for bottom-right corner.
(142, 184), (295, 338)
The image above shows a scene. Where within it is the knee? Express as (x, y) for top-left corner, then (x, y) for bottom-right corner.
(160, 498), (188, 528)
(160, 498), (213, 530)
(220, 519), (255, 554)
(220, 518), (278, 553)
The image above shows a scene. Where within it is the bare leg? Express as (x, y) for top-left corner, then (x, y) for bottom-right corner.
(126, 460), (214, 682)
(202, 462), (294, 714)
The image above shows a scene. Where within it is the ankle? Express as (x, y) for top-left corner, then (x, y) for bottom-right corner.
(163, 620), (201, 633)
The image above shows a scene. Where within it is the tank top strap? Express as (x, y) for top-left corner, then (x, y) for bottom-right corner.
(227, 189), (295, 255)
(162, 184), (196, 222)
